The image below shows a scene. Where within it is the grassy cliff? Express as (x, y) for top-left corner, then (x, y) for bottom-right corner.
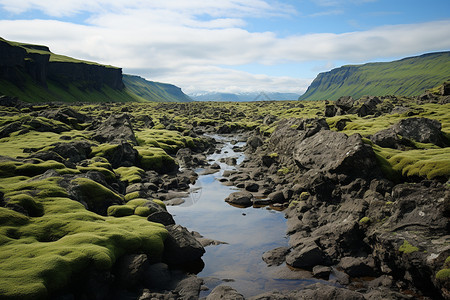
(299, 51), (450, 101)
(0, 38), (191, 103)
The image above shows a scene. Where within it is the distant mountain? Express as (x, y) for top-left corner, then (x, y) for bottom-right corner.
(299, 51), (450, 101)
(191, 91), (301, 102)
(123, 75), (192, 103)
(0, 37), (191, 103)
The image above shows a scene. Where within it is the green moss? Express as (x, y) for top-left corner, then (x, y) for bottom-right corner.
(399, 240), (419, 254)
(0, 174), (168, 299)
(70, 177), (123, 209)
(124, 192), (141, 202)
(269, 152), (279, 158)
(299, 192), (310, 201)
(115, 166), (145, 183)
(107, 205), (135, 217)
(6, 193), (44, 217)
(136, 146), (177, 173)
(134, 206), (152, 217)
(277, 167), (290, 175)
(359, 217), (371, 224)
(436, 268), (450, 281)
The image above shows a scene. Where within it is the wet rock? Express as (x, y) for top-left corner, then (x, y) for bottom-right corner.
(93, 113), (137, 145)
(207, 285), (245, 300)
(224, 191), (254, 207)
(245, 181), (259, 192)
(268, 190), (286, 204)
(163, 225), (205, 266)
(262, 247), (290, 267)
(143, 262), (173, 290)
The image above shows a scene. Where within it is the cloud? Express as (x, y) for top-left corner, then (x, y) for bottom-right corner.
(0, 0), (449, 94)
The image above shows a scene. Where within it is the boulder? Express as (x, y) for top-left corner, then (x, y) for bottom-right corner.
(293, 130), (380, 179)
(163, 225), (205, 266)
(147, 211), (176, 226)
(93, 113), (137, 145)
(101, 142), (139, 168)
(247, 135), (263, 150)
(370, 128), (401, 149)
(312, 265), (332, 279)
(50, 141), (93, 163)
(325, 104), (337, 117)
(225, 191), (254, 207)
(392, 117), (445, 146)
(338, 256), (376, 278)
(335, 96), (355, 112)
(286, 240), (328, 269)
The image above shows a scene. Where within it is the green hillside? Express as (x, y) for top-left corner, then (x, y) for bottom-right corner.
(299, 51), (450, 101)
(123, 75), (192, 103)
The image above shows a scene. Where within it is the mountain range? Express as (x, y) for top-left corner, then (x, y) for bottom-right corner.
(190, 91), (301, 102)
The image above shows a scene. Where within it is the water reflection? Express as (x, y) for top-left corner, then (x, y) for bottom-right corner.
(167, 136), (318, 297)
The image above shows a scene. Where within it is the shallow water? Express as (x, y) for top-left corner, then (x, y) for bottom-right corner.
(167, 135), (319, 297)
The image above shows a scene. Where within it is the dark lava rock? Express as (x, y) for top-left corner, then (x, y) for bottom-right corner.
(370, 128), (401, 149)
(163, 225), (205, 266)
(392, 117), (445, 146)
(147, 211), (176, 226)
(224, 191), (254, 207)
(325, 104), (337, 117)
(293, 130), (380, 179)
(101, 142), (139, 168)
(338, 256), (376, 278)
(286, 240), (328, 269)
(93, 113), (137, 145)
(50, 141), (93, 163)
(114, 254), (149, 289)
(335, 96), (355, 112)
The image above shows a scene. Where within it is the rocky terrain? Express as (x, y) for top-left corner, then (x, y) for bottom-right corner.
(0, 82), (449, 299)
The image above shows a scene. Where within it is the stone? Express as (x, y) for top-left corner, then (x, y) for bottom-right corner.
(163, 225), (205, 266)
(293, 130), (380, 179)
(224, 191), (254, 207)
(93, 113), (137, 145)
(335, 96), (355, 111)
(262, 247), (290, 267)
(207, 285), (245, 300)
(392, 117), (445, 146)
(286, 241), (327, 269)
(114, 254), (149, 289)
(268, 190), (286, 204)
(147, 211), (176, 226)
(247, 135), (263, 150)
(338, 256), (376, 278)
(370, 128), (401, 149)
(312, 265), (332, 279)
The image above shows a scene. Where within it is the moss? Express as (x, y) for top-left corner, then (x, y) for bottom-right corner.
(152, 199), (166, 210)
(0, 175), (168, 299)
(436, 268), (450, 281)
(299, 192), (310, 201)
(107, 205), (135, 217)
(359, 217), (371, 224)
(124, 191), (141, 202)
(6, 193), (44, 217)
(134, 206), (152, 217)
(70, 177), (123, 210)
(136, 146), (177, 173)
(399, 240), (419, 254)
(277, 167), (290, 175)
(115, 166), (145, 184)
(268, 152), (279, 158)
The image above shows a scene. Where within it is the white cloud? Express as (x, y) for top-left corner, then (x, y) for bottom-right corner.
(0, 0), (449, 94)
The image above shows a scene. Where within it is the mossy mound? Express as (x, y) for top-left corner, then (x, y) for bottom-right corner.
(136, 146), (178, 173)
(0, 175), (168, 299)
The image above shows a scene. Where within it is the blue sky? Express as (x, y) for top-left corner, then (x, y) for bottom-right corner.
(1, 0), (449, 94)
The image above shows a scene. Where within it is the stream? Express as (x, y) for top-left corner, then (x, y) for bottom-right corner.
(167, 135), (320, 297)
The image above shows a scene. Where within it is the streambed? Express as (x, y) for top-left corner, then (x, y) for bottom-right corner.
(167, 135), (320, 297)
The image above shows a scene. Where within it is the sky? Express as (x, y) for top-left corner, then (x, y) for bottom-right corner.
(0, 0), (449, 95)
